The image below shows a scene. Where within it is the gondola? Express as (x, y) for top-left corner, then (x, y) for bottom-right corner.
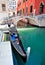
(9, 27), (27, 63)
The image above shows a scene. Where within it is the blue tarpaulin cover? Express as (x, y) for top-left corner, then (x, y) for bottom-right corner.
(10, 33), (17, 41)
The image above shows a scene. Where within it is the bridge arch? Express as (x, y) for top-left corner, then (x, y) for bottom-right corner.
(16, 16), (37, 27)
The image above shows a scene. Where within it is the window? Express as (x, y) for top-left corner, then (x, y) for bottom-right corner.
(30, 5), (33, 13)
(17, 10), (22, 16)
(26, 0), (27, 1)
(20, 10), (22, 15)
(2, 4), (6, 11)
(17, 11), (20, 16)
(23, 0), (25, 2)
(23, 9), (24, 14)
(20, 2), (21, 5)
(18, 2), (21, 6)
(26, 7), (28, 13)
(18, 4), (19, 7)
(39, 3), (44, 14)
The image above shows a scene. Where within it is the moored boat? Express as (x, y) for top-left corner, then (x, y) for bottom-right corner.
(9, 27), (27, 63)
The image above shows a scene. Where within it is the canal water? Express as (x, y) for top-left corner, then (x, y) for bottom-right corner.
(17, 27), (45, 65)
(2, 27), (45, 65)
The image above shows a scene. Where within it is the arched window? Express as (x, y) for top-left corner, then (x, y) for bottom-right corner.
(39, 2), (44, 14)
(2, 4), (6, 11)
(30, 5), (33, 13)
(26, 7), (28, 14)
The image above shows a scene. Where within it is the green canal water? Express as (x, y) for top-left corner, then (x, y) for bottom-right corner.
(17, 27), (45, 65)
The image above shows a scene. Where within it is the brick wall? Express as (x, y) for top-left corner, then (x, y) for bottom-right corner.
(17, 0), (45, 15)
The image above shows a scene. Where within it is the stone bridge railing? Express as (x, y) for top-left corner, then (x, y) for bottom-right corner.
(0, 14), (45, 27)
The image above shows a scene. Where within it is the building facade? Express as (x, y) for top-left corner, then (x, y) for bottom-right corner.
(17, 0), (45, 15)
(0, 0), (9, 21)
(0, 0), (18, 23)
(8, 0), (18, 16)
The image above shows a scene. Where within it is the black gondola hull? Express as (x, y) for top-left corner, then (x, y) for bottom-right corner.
(9, 27), (27, 63)
(11, 41), (27, 63)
